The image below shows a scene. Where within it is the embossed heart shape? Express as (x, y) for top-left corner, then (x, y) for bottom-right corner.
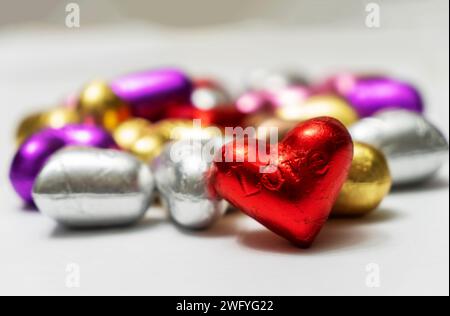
(210, 117), (353, 248)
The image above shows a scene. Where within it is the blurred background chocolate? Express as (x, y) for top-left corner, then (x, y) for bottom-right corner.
(110, 68), (193, 121)
(113, 118), (222, 162)
(276, 94), (359, 127)
(77, 80), (130, 131)
(316, 74), (424, 117)
(10, 125), (117, 204)
(350, 109), (449, 186)
(191, 78), (232, 110)
(245, 68), (308, 92)
(15, 107), (80, 145)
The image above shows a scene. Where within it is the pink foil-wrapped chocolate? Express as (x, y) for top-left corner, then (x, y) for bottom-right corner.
(235, 90), (270, 114)
(110, 68), (193, 121)
(9, 125), (117, 204)
(236, 85), (310, 114)
(316, 73), (424, 117)
(266, 85), (310, 108)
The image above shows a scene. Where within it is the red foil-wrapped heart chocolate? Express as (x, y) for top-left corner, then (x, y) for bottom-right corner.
(209, 117), (353, 247)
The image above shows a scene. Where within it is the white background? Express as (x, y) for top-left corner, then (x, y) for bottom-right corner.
(0, 0), (448, 295)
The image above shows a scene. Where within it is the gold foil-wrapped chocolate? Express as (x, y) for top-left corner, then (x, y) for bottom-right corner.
(153, 119), (197, 142)
(333, 142), (392, 216)
(156, 120), (222, 142)
(114, 118), (221, 162)
(16, 112), (44, 145)
(276, 94), (359, 127)
(131, 133), (165, 161)
(77, 80), (130, 131)
(113, 118), (151, 151)
(15, 107), (80, 145)
(113, 118), (161, 161)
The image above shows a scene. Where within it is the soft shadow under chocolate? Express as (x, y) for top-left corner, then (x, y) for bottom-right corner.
(391, 177), (449, 194)
(174, 211), (245, 238)
(238, 208), (400, 255)
(50, 210), (169, 239)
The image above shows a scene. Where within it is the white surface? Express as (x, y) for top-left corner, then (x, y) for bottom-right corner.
(0, 21), (449, 296)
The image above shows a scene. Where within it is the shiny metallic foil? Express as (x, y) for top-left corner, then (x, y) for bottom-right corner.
(276, 94), (359, 127)
(33, 147), (155, 227)
(164, 103), (246, 128)
(113, 118), (163, 161)
(10, 125), (117, 204)
(77, 80), (130, 131)
(154, 119), (222, 142)
(235, 90), (270, 114)
(350, 109), (449, 185)
(191, 78), (231, 110)
(316, 74), (424, 117)
(152, 138), (227, 230)
(110, 68), (192, 121)
(210, 117), (353, 248)
(246, 69), (308, 92)
(154, 119), (205, 142)
(113, 118), (152, 151)
(131, 133), (165, 162)
(113, 119), (221, 162)
(15, 107), (80, 145)
(266, 85), (310, 108)
(333, 142), (392, 216)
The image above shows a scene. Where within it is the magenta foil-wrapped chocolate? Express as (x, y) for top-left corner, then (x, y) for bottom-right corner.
(235, 90), (269, 114)
(9, 125), (117, 204)
(266, 85), (310, 108)
(236, 85), (310, 114)
(317, 74), (424, 117)
(110, 68), (193, 121)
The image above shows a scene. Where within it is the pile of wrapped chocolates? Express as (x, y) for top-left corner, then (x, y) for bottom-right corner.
(9, 68), (449, 248)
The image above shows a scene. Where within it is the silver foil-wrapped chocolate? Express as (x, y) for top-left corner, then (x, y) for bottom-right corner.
(245, 68), (308, 92)
(33, 147), (155, 227)
(152, 138), (228, 230)
(350, 109), (449, 185)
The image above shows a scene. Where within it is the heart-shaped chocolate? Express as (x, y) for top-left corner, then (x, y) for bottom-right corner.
(209, 117), (353, 247)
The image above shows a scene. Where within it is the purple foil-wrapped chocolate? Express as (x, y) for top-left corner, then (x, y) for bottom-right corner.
(316, 74), (424, 117)
(110, 68), (193, 121)
(61, 125), (117, 148)
(9, 125), (116, 204)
